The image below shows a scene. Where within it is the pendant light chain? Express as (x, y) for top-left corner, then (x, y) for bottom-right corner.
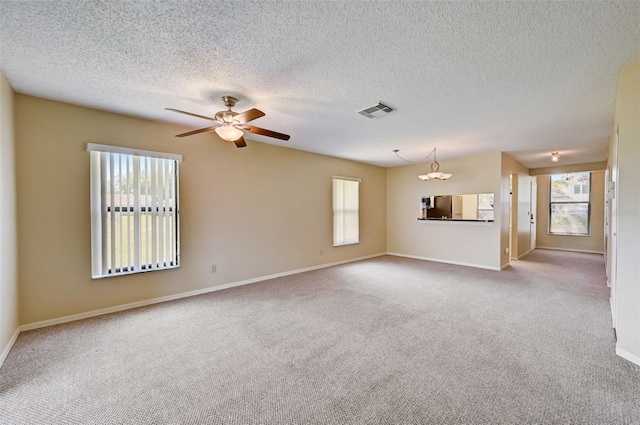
(392, 147), (453, 181)
(392, 148), (436, 164)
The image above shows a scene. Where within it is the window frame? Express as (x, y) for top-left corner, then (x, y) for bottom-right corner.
(548, 172), (592, 236)
(88, 143), (182, 278)
(476, 193), (495, 221)
(332, 176), (361, 247)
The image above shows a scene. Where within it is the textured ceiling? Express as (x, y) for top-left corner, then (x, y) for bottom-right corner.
(1, 1), (638, 168)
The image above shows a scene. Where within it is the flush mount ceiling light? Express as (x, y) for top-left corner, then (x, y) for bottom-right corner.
(551, 152), (560, 162)
(393, 147), (453, 181)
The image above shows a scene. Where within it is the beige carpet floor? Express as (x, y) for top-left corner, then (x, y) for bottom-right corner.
(1, 249), (639, 424)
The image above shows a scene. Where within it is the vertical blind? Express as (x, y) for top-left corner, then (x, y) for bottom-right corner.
(332, 176), (360, 246)
(88, 144), (182, 278)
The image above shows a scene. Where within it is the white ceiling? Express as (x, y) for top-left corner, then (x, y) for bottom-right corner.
(1, 1), (638, 168)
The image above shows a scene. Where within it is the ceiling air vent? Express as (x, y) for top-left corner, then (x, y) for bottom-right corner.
(357, 102), (394, 118)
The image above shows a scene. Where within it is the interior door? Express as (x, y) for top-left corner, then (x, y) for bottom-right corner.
(530, 181), (537, 251)
(604, 167), (610, 281)
(608, 129), (619, 328)
(509, 174), (515, 260)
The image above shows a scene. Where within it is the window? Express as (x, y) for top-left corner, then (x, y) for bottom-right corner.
(332, 176), (360, 246)
(573, 183), (589, 194)
(88, 143), (182, 278)
(549, 172), (591, 235)
(477, 193), (495, 221)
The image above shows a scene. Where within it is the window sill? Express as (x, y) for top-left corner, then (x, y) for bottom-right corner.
(92, 264), (180, 279)
(417, 218), (494, 223)
(333, 242), (360, 247)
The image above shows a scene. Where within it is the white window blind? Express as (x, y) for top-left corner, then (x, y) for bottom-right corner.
(332, 176), (360, 246)
(88, 143), (182, 278)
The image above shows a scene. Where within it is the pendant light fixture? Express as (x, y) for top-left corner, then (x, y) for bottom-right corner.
(393, 147), (453, 181)
(418, 147), (452, 181)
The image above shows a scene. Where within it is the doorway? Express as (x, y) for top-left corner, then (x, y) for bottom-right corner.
(530, 181), (537, 251)
(509, 174), (517, 260)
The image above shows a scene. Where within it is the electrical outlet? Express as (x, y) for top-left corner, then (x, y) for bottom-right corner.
(505, 248), (509, 254)
(211, 264), (217, 273)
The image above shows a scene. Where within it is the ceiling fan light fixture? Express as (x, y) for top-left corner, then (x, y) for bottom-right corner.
(166, 95), (290, 146)
(215, 125), (244, 142)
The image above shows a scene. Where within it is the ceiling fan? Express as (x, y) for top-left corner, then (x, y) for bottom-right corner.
(166, 96), (290, 148)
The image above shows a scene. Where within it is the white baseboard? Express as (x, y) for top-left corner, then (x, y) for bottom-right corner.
(386, 252), (501, 271)
(616, 346), (640, 367)
(0, 327), (21, 369)
(536, 246), (604, 255)
(610, 297), (616, 329)
(20, 253), (386, 332)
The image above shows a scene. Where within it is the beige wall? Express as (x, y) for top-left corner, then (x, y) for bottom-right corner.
(535, 171), (605, 253)
(15, 95), (387, 324)
(610, 60), (640, 362)
(529, 162), (607, 176)
(0, 71), (19, 362)
(387, 152), (502, 270)
(501, 153), (533, 263)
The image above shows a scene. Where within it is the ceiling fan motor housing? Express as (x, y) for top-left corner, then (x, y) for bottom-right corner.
(218, 96), (240, 124)
(215, 110), (239, 124)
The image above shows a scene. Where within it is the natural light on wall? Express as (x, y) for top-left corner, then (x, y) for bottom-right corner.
(87, 143), (182, 278)
(332, 176), (360, 246)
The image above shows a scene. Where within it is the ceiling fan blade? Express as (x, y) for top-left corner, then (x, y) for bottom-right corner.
(165, 108), (217, 122)
(245, 125), (290, 141)
(233, 136), (247, 148)
(234, 108), (265, 124)
(175, 126), (217, 137)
